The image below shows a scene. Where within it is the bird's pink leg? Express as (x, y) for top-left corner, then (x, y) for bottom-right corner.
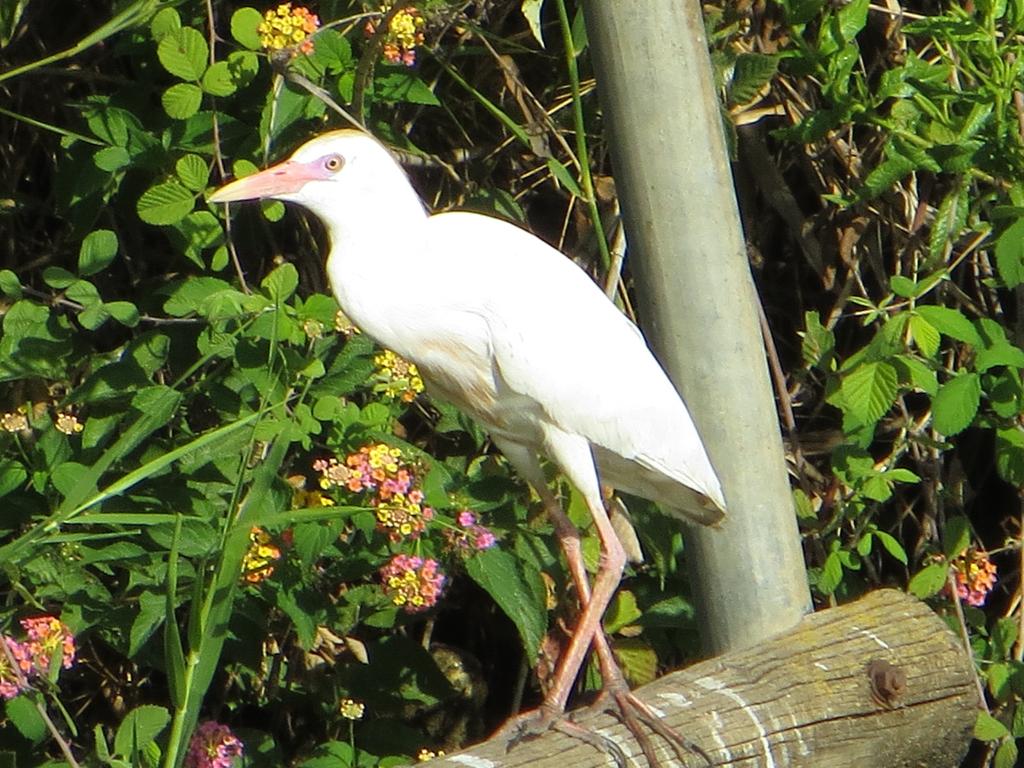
(496, 435), (711, 767)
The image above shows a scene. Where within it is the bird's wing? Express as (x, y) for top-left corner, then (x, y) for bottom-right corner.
(425, 212), (725, 522)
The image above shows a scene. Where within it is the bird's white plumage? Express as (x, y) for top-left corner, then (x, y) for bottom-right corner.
(215, 129), (725, 525)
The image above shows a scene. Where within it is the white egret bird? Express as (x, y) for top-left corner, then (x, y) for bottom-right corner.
(210, 130), (725, 763)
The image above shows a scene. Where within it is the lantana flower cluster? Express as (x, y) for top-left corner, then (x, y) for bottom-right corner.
(315, 443), (435, 541)
(0, 615), (76, 700)
(951, 548), (997, 607)
(446, 511), (497, 553)
(258, 3), (320, 57)
(373, 349), (425, 403)
(365, 4), (426, 66)
(185, 720), (244, 768)
(1, 404), (83, 435)
(380, 554), (445, 612)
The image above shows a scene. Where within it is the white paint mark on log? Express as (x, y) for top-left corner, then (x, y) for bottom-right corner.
(657, 692), (694, 709)
(696, 676), (776, 767)
(791, 714), (811, 757)
(708, 710), (732, 762)
(813, 661), (829, 671)
(851, 624), (891, 650)
(448, 755), (495, 768)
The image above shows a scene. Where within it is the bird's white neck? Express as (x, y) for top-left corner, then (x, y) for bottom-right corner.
(317, 178), (430, 348)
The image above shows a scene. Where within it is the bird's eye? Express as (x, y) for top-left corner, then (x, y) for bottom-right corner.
(324, 154), (344, 172)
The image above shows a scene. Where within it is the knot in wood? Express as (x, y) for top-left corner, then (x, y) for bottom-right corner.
(867, 658), (907, 708)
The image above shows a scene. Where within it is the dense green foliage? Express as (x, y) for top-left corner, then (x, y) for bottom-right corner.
(3, 0), (1024, 766)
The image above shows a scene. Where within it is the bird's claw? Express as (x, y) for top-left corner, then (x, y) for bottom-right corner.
(597, 685), (713, 768)
(499, 707), (630, 768)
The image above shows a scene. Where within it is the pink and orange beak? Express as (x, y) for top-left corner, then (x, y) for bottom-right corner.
(208, 158), (327, 203)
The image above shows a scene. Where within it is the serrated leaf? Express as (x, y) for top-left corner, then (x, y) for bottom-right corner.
(175, 154), (209, 192)
(226, 50), (259, 89)
(915, 305), (982, 346)
(908, 562), (948, 599)
(613, 638), (658, 687)
(465, 547), (545, 658)
(889, 275), (916, 298)
(5, 695), (46, 742)
(932, 372), (980, 436)
(975, 711), (1010, 741)
(801, 311), (834, 369)
(150, 6), (180, 41)
(231, 7), (263, 50)
(875, 530), (908, 564)
(79, 229), (118, 276)
(261, 262), (299, 302)
(995, 738), (1018, 768)
(161, 82), (203, 119)
(996, 218), (1024, 288)
(313, 30), (352, 71)
(138, 180), (194, 225)
(201, 61), (236, 97)
(604, 590), (642, 635)
(929, 183), (964, 262)
(730, 53), (779, 106)
(894, 355), (938, 396)
(996, 427), (1024, 485)
(157, 27), (208, 81)
(909, 315), (939, 357)
(107, 301), (140, 327)
(839, 360), (898, 425)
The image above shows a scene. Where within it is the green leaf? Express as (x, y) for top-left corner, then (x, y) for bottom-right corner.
(66, 278), (101, 306)
(43, 266), (77, 288)
(78, 229), (118, 276)
(546, 157), (582, 197)
(161, 82), (203, 119)
(150, 6), (180, 42)
(114, 705), (171, 758)
(996, 218), (1024, 288)
(521, 0), (545, 47)
(942, 516), (971, 559)
(374, 71), (440, 106)
(175, 154), (209, 192)
(801, 311), (834, 369)
(975, 711), (1010, 742)
(612, 638), (658, 688)
(995, 738), (1018, 768)
(839, 360), (898, 425)
(262, 262), (299, 302)
(93, 145), (131, 171)
(5, 696), (46, 742)
(875, 530), (908, 564)
(0, 269), (22, 298)
(201, 61), (236, 97)
(889, 275), (916, 298)
(932, 372), (980, 436)
(730, 53), (779, 106)
(908, 562), (947, 599)
(107, 301), (140, 327)
(230, 7), (263, 50)
(909, 315), (939, 357)
(817, 549), (844, 594)
(465, 547), (546, 658)
(157, 26), (208, 81)
(996, 427), (1024, 485)
(604, 590), (643, 634)
(137, 180), (194, 225)
(915, 305), (983, 347)
(312, 30), (352, 72)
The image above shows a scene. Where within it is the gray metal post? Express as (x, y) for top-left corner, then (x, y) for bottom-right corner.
(581, 0), (811, 653)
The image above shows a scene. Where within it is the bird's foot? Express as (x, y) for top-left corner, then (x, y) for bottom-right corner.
(596, 681), (713, 768)
(498, 705), (629, 768)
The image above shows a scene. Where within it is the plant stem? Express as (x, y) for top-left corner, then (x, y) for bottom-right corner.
(553, 0), (610, 273)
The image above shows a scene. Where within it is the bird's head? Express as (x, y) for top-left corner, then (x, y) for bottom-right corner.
(209, 130), (423, 225)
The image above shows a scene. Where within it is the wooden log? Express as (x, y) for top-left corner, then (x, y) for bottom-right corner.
(437, 590), (978, 767)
